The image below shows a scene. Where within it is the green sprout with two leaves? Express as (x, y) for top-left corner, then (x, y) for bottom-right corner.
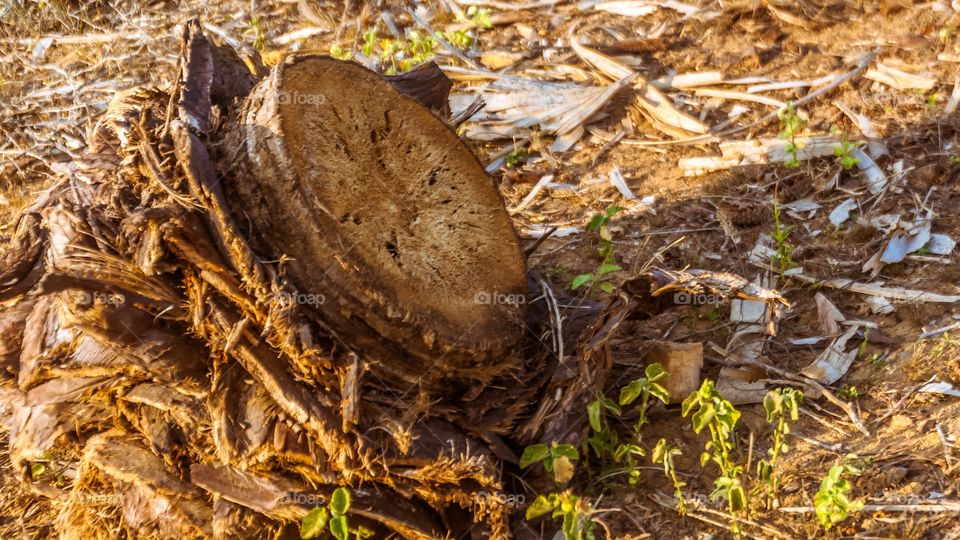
(300, 488), (372, 540)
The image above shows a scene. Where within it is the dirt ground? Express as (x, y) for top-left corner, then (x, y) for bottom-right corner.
(3, 1), (960, 538)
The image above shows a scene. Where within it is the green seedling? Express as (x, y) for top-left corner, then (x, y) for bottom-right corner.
(837, 385), (860, 401)
(652, 439), (687, 515)
(463, 6), (493, 28)
(526, 490), (596, 540)
(756, 388), (803, 508)
(505, 148), (526, 167)
(586, 393), (622, 461)
(571, 206), (623, 294)
(778, 103), (807, 168)
(770, 201), (796, 271)
(682, 380), (745, 535)
(521, 441), (580, 484)
(362, 27), (378, 56)
(830, 126), (860, 170)
(619, 362), (670, 432)
(247, 15), (267, 51)
(301, 488), (372, 540)
(814, 463), (863, 530)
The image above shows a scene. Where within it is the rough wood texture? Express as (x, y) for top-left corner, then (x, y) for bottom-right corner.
(221, 55), (527, 389)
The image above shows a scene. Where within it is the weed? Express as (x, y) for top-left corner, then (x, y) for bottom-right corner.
(461, 6), (493, 29)
(756, 388), (803, 508)
(928, 92), (940, 114)
(770, 201), (796, 271)
(652, 439), (687, 514)
(301, 488), (372, 539)
(505, 148), (526, 167)
(446, 29), (474, 49)
(777, 103), (806, 168)
(682, 380), (745, 534)
(585, 392), (644, 485)
(814, 463), (863, 530)
(837, 385), (860, 401)
(830, 126), (860, 170)
(246, 15), (267, 51)
(362, 27), (377, 57)
(521, 441), (580, 484)
(526, 490), (596, 540)
(619, 362), (670, 432)
(571, 206), (623, 294)
(586, 393), (622, 460)
(329, 44), (352, 60)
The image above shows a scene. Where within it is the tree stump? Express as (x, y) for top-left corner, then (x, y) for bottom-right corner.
(221, 56), (528, 390)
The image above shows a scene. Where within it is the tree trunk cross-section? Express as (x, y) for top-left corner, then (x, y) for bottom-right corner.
(223, 56), (528, 387)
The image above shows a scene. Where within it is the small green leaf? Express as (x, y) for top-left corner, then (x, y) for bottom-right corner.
(648, 383), (670, 405)
(652, 439), (667, 464)
(645, 362), (667, 381)
(691, 403), (715, 433)
(728, 483), (747, 512)
(587, 400), (602, 433)
(598, 394), (621, 415)
(526, 495), (555, 520)
(597, 281), (616, 294)
(597, 263), (622, 276)
(519, 444), (550, 469)
(681, 392), (699, 417)
(300, 507), (329, 539)
(329, 515), (349, 540)
(330, 488), (350, 516)
(619, 380), (643, 406)
(570, 274), (593, 290)
(585, 214), (605, 232)
(552, 443), (579, 460)
(605, 205), (623, 218)
(30, 463), (45, 481)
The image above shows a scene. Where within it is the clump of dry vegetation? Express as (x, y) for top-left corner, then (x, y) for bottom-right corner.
(4, 1), (960, 539)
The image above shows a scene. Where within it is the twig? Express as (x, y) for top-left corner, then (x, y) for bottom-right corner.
(524, 227), (559, 257)
(624, 49), (879, 147)
(936, 423), (955, 467)
(781, 501), (960, 513)
(872, 376), (936, 426)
